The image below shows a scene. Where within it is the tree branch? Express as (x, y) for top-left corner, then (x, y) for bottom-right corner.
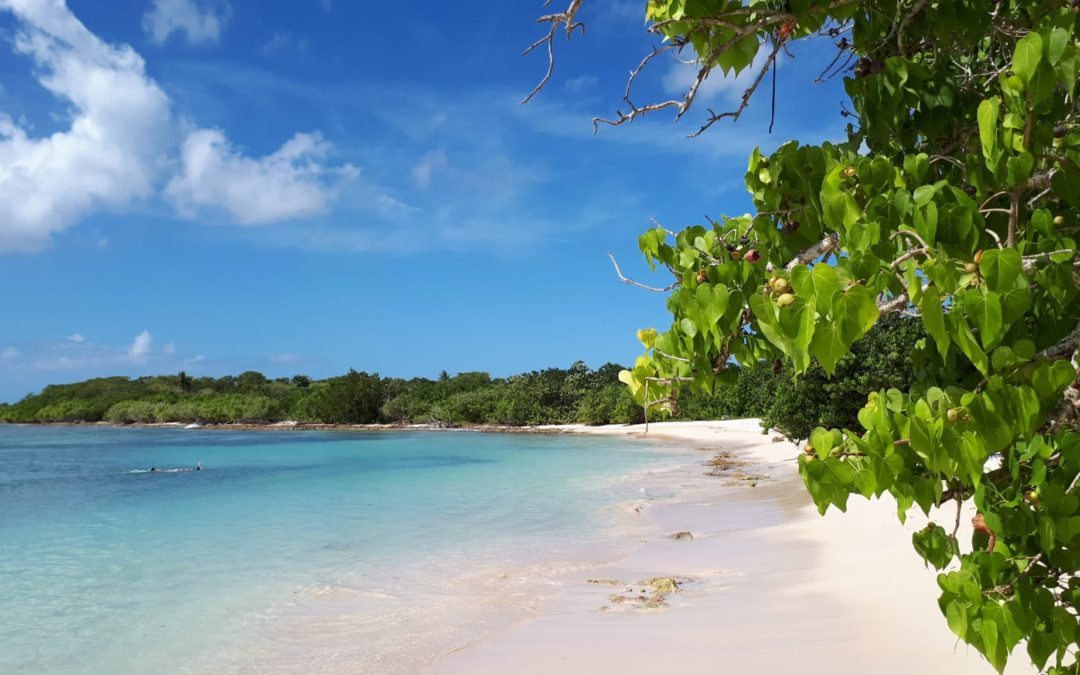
(786, 233), (839, 270)
(607, 253), (679, 293)
(521, 0), (585, 105)
(878, 293), (911, 315)
(1022, 250), (1077, 273)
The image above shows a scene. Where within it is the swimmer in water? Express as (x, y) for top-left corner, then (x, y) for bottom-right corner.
(195, 463), (202, 471)
(150, 467), (159, 473)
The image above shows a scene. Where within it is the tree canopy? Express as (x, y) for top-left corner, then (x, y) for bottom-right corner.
(527, 1), (1080, 672)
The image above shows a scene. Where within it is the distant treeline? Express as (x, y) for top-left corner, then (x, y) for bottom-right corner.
(0, 317), (927, 437)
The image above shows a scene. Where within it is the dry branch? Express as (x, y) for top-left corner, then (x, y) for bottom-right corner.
(607, 253), (680, 293)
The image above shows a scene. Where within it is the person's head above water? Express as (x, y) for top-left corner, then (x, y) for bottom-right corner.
(195, 463), (202, 471)
(150, 467), (158, 472)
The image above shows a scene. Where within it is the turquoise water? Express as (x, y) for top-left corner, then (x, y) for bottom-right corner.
(0, 426), (674, 674)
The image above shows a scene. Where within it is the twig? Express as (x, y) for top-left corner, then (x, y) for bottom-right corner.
(607, 253), (680, 293)
(890, 229), (931, 250)
(654, 349), (691, 363)
(1022, 250), (1076, 273)
(1008, 190), (1020, 248)
(521, 0), (585, 105)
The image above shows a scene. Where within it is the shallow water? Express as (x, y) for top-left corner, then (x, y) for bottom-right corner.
(0, 426), (676, 674)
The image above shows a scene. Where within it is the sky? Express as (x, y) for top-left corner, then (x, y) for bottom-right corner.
(0, 0), (849, 402)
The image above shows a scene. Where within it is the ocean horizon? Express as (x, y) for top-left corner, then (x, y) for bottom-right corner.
(0, 425), (676, 674)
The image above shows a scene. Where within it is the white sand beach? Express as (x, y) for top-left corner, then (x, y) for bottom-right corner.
(425, 420), (1034, 675)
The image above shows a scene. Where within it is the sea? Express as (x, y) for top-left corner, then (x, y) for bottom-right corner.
(0, 425), (682, 674)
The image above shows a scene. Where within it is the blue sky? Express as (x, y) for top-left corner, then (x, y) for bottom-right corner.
(0, 0), (847, 402)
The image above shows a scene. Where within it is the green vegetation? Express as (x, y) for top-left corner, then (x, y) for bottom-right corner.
(1, 318), (924, 430)
(537, 1), (1080, 671)
(0, 363), (644, 427)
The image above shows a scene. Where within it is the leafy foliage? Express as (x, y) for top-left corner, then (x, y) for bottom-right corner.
(0, 362), (646, 428)
(582, 1), (1080, 671)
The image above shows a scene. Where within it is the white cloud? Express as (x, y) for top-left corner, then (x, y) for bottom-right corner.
(0, 0), (172, 253)
(143, 0), (226, 46)
(128, 330), (153, 363)
(411, 150), (447, 189)
(163, 342), (176, 356)
(563, 75), (598, 93)
(1, 347), (17, 360)
(167, 128), (357, 224)
(0, 1), (354, 252)
(67, 333), (84, 342)
(262, 31), (308, 56)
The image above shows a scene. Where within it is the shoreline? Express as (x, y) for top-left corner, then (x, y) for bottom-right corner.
(5, 420), (654, 434)
(424, 420), (1033, 675)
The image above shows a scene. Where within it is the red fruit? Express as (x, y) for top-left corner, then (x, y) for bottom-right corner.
(744, 250), (761, 263)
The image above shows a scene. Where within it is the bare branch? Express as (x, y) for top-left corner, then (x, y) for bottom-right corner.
(890, 229), (931, 250)
(892, 247), (931, 269)
(653, 348), (692, 363)
(1007, 190), (1020, 248)
(607, 253), (679, 293)
(786, 233), (839, 270)
(1022, 250), (1077, 273)
(521, 0), (585, 105)
(878, 293), (911, 315)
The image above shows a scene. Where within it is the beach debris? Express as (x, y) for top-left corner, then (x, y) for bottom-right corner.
(586, 578), (622, 586)
(706, 450), (767, 486)
(604, 577), (691, 611)
(643, 577), (685, 594)
(672, 531), (694, 541)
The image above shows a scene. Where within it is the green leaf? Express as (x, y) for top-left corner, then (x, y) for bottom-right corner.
(962, 290), (1003, 350)
(1013, 32), (1043, 85)
(979, 249), (1022, 293)
(834, 285), (880, 345)
(791, 264), (841, 317)
(810, 321), (847, 376)
(912, 523), (957, 570)
(948, 314), (989, 376)
(919, 287), (950, 359)
(695, 283), (729, 330)
(1048, 28), (1069, 66)
(978, 98), (999, 160)
(946, 600), (968, 641)
(980, 612), (1004, 672)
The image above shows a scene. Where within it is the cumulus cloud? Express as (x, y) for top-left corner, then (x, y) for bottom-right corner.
(128, 330), (153, 362)
(0, 0), (172, 253)
(67, 333), (84, 342)
(143, 0), (226, 46)
(0, 0), (355, 252)
(167, 129), (357, 224)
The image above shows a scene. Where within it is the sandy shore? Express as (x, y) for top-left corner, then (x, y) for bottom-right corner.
(423, 420), (1034, 675)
